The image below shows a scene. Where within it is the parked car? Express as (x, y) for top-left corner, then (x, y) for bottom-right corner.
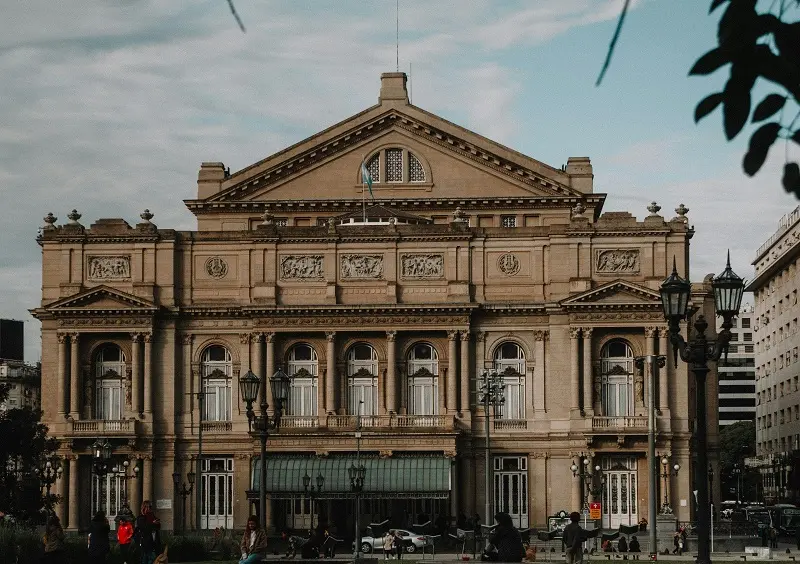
(358, 528), (428, 554)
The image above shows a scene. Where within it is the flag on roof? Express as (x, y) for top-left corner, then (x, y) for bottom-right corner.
(361, 162), (374, 200)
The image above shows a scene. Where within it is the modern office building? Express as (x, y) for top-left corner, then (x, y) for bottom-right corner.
(33, 73), (712, 533)
(717, 303), (756, 426)
(746, 206), (800, 503)
(0, 358), (41, 412)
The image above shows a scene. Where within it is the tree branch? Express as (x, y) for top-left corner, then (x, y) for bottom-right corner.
(227, 0), (246, 33)
(596, 0), (631, 86)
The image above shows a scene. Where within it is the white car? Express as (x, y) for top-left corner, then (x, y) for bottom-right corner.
(358, 528), (429, 554)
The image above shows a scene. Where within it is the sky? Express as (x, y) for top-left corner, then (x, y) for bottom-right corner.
(2, 0), (798, 362)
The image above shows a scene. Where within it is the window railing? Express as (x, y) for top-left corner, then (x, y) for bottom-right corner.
(591, 416), (648, 430)
(69, 419), (136, 435)
(200, 421), (233, 433)
(493, 419), (528, 430)
(324, 414), (451, 429)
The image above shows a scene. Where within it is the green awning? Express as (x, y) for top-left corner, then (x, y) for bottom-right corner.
(249, 456), (451, 500)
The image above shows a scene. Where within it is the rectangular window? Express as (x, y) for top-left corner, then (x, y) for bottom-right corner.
(96, 380), (122, 420)
(275, 218), (288, 227)
(742, 318), (751, 329)
(203, 379), (231, 421)
(744, 332), (753, 342)
(386, 148), (403, 182)
(501, 216), (517, 228)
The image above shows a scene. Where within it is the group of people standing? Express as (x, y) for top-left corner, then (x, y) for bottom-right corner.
(381, 529), (409, 559)
(40, 500), (163, 564)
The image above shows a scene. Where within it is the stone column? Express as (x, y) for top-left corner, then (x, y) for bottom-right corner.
(449, 452), (459, 519)
(645, 327), (657, 410)
(582, 328), (593, 416)
(533, 331), (547, 413)
(182, 335), (194, 417)
(386, 331), (397, 414)
(447, 331), (458, 414)
(55, 464), (66, 523)
(68, 456), (79, 530)
(143, 333), (153, 417)
(57, 334), (68, 417)
(460, 331), (470, 415)
(325, 332), (336, 414)
(130, 458), (142, 517)
(143, 456), (153, 503)
(131, 333), (142, 416)
(251, 333), (263, 410)
(658, 328), (669, 413)
(569, 328), (581, 415)
(69, 333), (80, 418)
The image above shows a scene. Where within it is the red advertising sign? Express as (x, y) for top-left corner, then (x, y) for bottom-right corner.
(589, 502), (601, 520)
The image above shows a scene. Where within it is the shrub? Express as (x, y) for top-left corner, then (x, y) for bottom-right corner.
(0, 525), (42, 564)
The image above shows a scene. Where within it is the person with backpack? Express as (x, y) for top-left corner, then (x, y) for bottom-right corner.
(563, 512), (586, 564)
(486, 512), (525, 563)
(117, 516), (135, 564)
(88, 511), (111, 564)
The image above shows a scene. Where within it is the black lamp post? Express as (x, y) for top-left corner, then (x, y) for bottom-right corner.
(659, 456), (680, 514)
(731, 463), (742, 505)
(659, 253), (744, 564)
(35, 458), (62, 514)
(708, 465), (715, 507)
(570, 455), (596, 509)
(479, 369), (505, 530)
(349, 462), (366, 559)
(92, 439), (113, 476)
(239, 367), (290, 528)
(113, 459), (139, 521)
(302, 472), (325, 532)
(173, 470), (196, 534)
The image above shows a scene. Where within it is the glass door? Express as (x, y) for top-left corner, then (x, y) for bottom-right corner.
(201, 458), (233, 529)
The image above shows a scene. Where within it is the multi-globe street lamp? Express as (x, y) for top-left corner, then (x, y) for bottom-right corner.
(113, 458), (139, 521)
(349, 462), (366, 559)
(570, 454), (600, 509)
(238, 368), (290, 527)
(479, 369), (505, 530)
(658, 455), (680, 514)
(731, 463), (742, 505)
(35, 458), (62, 514)
(172, 470), (195, 533)
(302, 472), (325, 532)
(659, 253), (744, 564)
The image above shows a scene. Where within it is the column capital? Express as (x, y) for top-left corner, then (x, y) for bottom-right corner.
(644, 326), (659, 338)
(131, 332), (142, 343)
(658, 326), (671, 338)
(447, 330), (459, 341)
(180, 333), (194, 346)
(475, 331), (486, 343)
(459, 330), (471, 342)
(143, 332), (154, 343)
(264, 332), (276, 343)
(57, 333), (69, 344)
(582, 327), (593, 338)
(239, 333), (251, 344)
(569, 327), (582, 339)
(69, 332), (80, 341)
(533, 329), (549, 341)
(250, 332), (264, 343)
(325, 331), (336, 342)
(386, 330), (397, 342)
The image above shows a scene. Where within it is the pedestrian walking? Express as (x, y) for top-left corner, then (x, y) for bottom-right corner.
(393, 530), (404, 560)
(563, 512), (586, 564)
(383, 530), (394, 559)
(88, 511), (111, 564)
(135, 500), (162, 564)
(41, 515), (66, 564)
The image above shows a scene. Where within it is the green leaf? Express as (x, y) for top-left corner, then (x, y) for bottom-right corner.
(710, 0), (729, 13)
(783, 162), (800, 196)
(695, 93), (724, 122)
(752, 94), (786, 122)
(722, 91), (751, 141)
(743, 122), (780, 175)
(689, 48), (731, 75)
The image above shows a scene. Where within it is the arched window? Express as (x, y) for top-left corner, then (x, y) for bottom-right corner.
(600, 340), (634, 417)
(407, 343), (439, 415)
(201, 345), (232, 421)
(493, 342), (526, 420)
(94, 344), (125, 420)
(363, 148), (427, 184)
(347, 343), (378, 416)
(287, 344), (318, 417)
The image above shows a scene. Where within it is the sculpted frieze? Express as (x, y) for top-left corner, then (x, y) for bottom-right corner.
(280, 255), (324, 280)
(497, 253), (521, 276)
(253, 314), (471, 327)
(205, 257), (229, 279)
(57, 317), (152, 327)
(88, 256), (131, 280)
(340, 254), (384, 279)
(401, 254), (444, 279)
(595, 249), (640, 273)
(571, 312), (664, 322)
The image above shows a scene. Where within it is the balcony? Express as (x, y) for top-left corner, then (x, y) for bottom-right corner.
(200, 421), (233, 433)
(325, 414), (453, 430)
(68, 419), (137, 437)
(493, 419), (528, 431)
(591, 416), (648, 432)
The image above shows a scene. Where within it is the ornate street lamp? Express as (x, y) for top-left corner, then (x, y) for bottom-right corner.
(35, 458), (62, 514)
(92, 439), (113, 477)
(172, 470), (196, 534)
(349, 462), (367, 559)
(659, 455), (680, 514)
(113, 459), (139, 521)
(571, 455), (598, 509)
(731, 463), (742, 505)
(660, 253), (744, 564)
(479, 369), (505, 532)
(238, 367), (290, 528)
(302, 472), (325, 532)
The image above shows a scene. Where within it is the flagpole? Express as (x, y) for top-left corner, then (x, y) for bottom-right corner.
(362, 177), (366, 222)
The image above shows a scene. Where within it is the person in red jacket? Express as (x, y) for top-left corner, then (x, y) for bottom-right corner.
(117, 517), (134, 564)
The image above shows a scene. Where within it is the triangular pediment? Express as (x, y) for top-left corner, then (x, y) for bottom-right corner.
(561, 280), (662, 310)
(197, 103), (585, 205)
(43, 285), (158, 313)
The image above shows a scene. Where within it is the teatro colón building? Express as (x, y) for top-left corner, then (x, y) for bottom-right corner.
(33, 72), (715, 535)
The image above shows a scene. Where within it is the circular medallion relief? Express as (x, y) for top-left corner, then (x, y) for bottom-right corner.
(497, 253), (521, 276)
(205, 257), (228, 279)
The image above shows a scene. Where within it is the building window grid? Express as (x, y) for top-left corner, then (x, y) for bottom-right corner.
(94, 345), (125, 421)
(386, 149), (403, 182)
(409, 153), (426, 182)
(493, 343), (526, 420)
(200, 346), (232, 422)
(366, 154), (380, 182)
(501, 216), (517, 228)
(287, 344), (319, 417)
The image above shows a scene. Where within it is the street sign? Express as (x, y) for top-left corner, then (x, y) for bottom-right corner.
(589, 502), (601, 520)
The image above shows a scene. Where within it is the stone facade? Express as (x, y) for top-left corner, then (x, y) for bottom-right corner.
(34, 73), (710, 533)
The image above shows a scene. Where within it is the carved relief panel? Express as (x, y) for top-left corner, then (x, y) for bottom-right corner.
(400, 254), (444, 279)
(280, 255), (324, 280)
(595, 249), (640, 274)
(87, 256), (131, 280)
(340, 254), (384, 279)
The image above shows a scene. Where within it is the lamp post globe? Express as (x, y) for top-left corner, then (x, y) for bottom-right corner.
(711, 252), (745, 319)
(239, 370), (260, 405)
(269, 367), (291, 405)
(659, 258), (691, 324)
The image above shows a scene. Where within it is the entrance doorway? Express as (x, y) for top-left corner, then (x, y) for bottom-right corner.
(201, 457), (233, 529)
(601, 457), (638, 529)
(494, 456), (528, 528)
(91, 472), (125, 530)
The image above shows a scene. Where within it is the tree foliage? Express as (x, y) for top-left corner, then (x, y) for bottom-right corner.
(718, 421), (758, 502)
(0, 404), (59, 525)
(600, 0), (800, 197)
